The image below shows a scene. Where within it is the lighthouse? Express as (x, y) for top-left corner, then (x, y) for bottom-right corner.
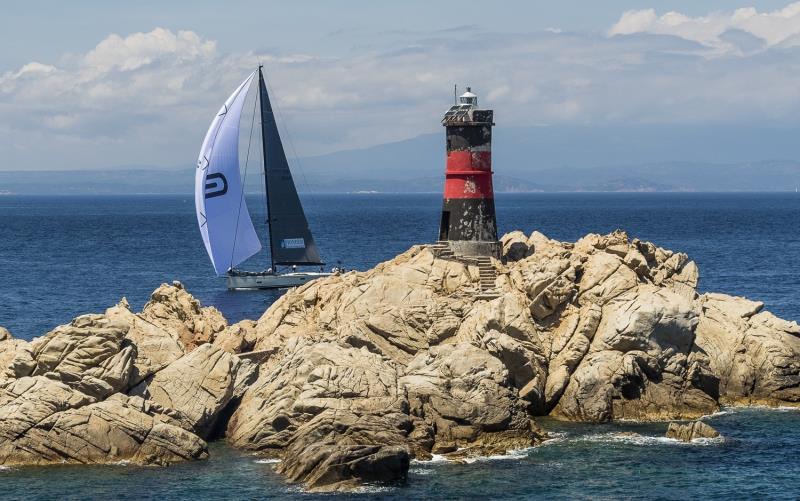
(438, 87), (499, 257)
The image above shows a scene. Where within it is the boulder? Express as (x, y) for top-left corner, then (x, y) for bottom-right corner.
(28, 314), (134, 399)
(501, 231), (530, 262)
(693, 293), (800, 405)
(0, 331), (34, 380)
(141, 282), (227, 351)
(0, 286), (222, 469)
(666, 420), (721, 442)
(228, 338), (414, 489)
(400, 343), (542, 456)
(276, 409), (411, 492)
(213, 320), (258, 354)
(227, 339), (406, 452)
(106, 298), (185, 385)
(129, 344), (257, 438)
(0, 377), (207, 466)
(552, 287), (718, 421)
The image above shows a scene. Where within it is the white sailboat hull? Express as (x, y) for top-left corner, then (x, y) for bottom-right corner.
(226, 271), (331, 290)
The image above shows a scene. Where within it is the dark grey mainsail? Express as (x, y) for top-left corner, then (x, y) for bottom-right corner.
(257, 67), (323, 266)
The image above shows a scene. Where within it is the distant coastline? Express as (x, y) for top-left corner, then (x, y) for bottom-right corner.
(1, 163), (799, 195)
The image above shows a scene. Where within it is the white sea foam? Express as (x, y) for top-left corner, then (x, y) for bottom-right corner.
(351, 484), (397, 494)
(460, 447), (534, 464)
(576, 432), (677, 446)
(720, 404), (800, 413)
(701, 409), (730, 419)
(254, 458), (281, 464)
(112, 460), (131, 466)
(540, 432), (568, 446)
(426, 454), (452, 463)
(412, 447), (534, 465)
(0, 466), (10, 472)
(690, 436), (726, 446)
(409, 467), (435, 476)
(574, 432), (724, 447)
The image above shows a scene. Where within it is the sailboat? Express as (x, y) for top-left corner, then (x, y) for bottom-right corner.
(194, 66), (330, 289)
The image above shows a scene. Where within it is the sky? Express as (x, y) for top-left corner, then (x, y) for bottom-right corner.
(2, 0), (800, 170)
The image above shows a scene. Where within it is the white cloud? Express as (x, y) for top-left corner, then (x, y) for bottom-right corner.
(83, 28), (216, 72)
(2, 12), (800, 171)
(609, 2), (800, 51)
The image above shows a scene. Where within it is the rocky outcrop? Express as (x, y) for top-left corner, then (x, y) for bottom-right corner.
(0, 328), (34, 380)
(276, 410), (411, 491)
(693, 293), (800, 406)
(226, 229), (800, 489)
(1, 230), (799, 492)
(0, 376), (207, 466)
(0, 283), (229, 467)
(666, 420), (721, 442)
(401, 343), (541, 456)
(139, 281), (227, 351)
(105, 298), (185, 385)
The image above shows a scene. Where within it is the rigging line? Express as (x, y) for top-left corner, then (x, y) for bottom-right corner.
(261, 68), (319, 213)
(257, 61), (269, 246)
(257, 83), (270, 269)
(258, 115), (269, 258)
(228, 79), (260, 271)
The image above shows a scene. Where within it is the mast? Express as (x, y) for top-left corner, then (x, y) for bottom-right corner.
(258, 66), (276, 271)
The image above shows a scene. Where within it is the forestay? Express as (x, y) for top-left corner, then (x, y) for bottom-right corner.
(195, 72), (262, 275)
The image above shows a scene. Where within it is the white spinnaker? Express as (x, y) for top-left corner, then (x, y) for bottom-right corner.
(195, 72), (262, 275)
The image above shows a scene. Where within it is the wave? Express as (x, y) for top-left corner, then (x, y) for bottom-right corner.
(720, 404), (800, 413)
(540, 432), (568, 446)
(701, 409), (730, 419)
(254, 458), (281, 464)
(412, 447), (535, 466)
(573, 432), (724, 446)
(460, 447), (534, 464)
(350, 484), (397, 494)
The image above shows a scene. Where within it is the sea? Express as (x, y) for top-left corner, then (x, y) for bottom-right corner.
(0, 192), (798, 500)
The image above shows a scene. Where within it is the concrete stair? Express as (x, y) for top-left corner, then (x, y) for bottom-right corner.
(430, 241), (455, 259)
(429, 241), (500, 300)
(476, 256), (498, 293)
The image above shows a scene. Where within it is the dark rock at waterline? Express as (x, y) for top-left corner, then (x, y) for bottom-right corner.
(666, 421), (721, 442)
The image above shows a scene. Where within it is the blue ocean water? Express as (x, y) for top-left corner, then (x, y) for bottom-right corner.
(0, 193), (799, 499)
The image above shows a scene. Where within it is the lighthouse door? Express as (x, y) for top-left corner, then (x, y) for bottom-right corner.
(439, 211), (450, 240)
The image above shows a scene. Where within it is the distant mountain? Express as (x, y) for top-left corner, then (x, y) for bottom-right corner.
(2, 124), (799, 194)
(296, 124), (800, 192)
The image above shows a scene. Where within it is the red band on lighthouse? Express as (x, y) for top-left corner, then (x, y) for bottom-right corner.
(443, 173), (494, 199)
(445, 150), (492, 173)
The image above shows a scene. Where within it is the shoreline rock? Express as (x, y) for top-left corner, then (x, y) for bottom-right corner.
(1, 230), (799, 491)
(666, 420), (721, 442)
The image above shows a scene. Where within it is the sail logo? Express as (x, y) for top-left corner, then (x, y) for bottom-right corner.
(281, 238), (305, 249)
(204, 173), (228, 199)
